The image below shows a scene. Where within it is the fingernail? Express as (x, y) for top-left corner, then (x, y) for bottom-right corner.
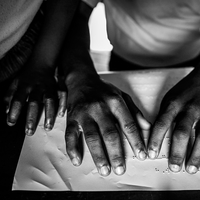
(100, 166), (110, 176)
(45, 123), (52, 131)
(187, 165), (198, 174)
(138, 150), (147, 160)
(7, 121), (15, 126)
(6, 106), (9, 113)
(115, 166), (125, 175)
(136, 113), (151, 130)
(169, 164), (181, 173)
(58, 112), (64, 117)
(148, 150), (157, 159)
(72, 157), (80, 166)
(25, 128), (33, 136)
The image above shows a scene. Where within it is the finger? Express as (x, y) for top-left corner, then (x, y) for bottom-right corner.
(7, 87), (28, 126)
(25, 102), (40, 136)
(185, 122), (200, 174)
(136, 112), (151, 131)
(44, 87), (58, 131)
(169, 110), (196, 173)
(97, 113), (125, 176)
(148, 100), (181, 159)
(122, 92), (151, 130)
(57, 91), (67, 117)
(25, 88), (43, 136)
(82, 116), (111, 177)
(107, 94), (147, 161)
(65, 120), (82, 166)
(4, 79), (18, 113)
(44, 98), (57, 131)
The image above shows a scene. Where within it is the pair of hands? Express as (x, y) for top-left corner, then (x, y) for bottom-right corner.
(5, 66), (200, 176)
(65, 69), (200, 176)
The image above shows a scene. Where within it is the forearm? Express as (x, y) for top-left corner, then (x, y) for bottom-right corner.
(59, 2), (99, 84)
(30, 0), (80, 68)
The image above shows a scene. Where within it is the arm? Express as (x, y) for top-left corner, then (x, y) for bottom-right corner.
(58, 2), (150, 176)
(5, 0), (80, 135)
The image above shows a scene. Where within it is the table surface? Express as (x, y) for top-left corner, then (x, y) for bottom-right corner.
(4, 68), (200, 199)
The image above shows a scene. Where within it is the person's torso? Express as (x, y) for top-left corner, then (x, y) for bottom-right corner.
(84, 0), (200, 67)
(0, 0), (43, 59)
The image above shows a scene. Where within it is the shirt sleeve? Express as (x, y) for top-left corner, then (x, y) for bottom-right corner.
(82, 0), (101, 8)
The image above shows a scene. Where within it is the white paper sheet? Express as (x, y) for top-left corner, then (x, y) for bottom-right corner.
(13, 67), (200, 191)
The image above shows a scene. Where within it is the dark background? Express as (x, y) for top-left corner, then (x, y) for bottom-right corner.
(3, 191), (200, 200)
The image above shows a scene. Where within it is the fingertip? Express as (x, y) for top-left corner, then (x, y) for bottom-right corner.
(7, 116), (16, 126)
(71, 157), (81, 166)
(7, 121), (16, 126)
(148, 149), (158, 160)
(25, 128), (34, 136)
(138, 150), (147, 161)
(169, 164), (181, 173)
(44, 118), (54, 131)
(114, 165), (125, 176)
(57, 111), (65, 118)
(136, 113), (151, 130)
(186, 165), (198, 174)
(99, 165), (111, 176)
(44, 123), (53, 131)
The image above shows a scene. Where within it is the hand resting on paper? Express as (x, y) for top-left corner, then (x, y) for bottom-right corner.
(5, 63), (67, 135)
(2, 0), (79, 135)
(58, 1), (151, 176)
(148, 67), (200, 174)
(59, 1), (199, 176)
(64, 73), (150, 176)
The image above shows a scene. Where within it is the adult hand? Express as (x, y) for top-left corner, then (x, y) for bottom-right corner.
(4, 65), (67, 136)
(65, 75), (150, 176)
(148, 68), (200, 174)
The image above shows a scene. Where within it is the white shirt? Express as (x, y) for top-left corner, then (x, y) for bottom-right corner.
(0, 0), (43, 59)
(84, 0), (200, 67)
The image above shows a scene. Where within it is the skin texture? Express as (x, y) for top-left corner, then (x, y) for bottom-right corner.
(4, 0), (79, 135)
(65, 76), (150, 176)
(58, 2), (150, 176)
(148, 67), (200, 174)
(60, 1), (200, 175)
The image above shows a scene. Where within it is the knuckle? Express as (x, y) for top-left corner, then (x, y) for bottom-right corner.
(164, 100), (179, 116)
(185, 104), (200, 119)
(66, 148), (77, 157)
(89, 101), (103, 111)
(85, 131), (100, 145)
(149, 140), (160, 149)
(174, 125), (190, 139)
(84, 102), (106, 117)
(93, 156), (107, 167)
(170, 154), (184, 164)
(26, 118), (36, 125)
(124, 121), (138, 134)
(102, 128), (119, 142)
(190, 156), (200, 165)
(107, 95), (123, 105)
(110, 155), (124, 165)
(134, 141), (145, 150)
(167, 100), (179, 109)
(154, 119), (167, 131)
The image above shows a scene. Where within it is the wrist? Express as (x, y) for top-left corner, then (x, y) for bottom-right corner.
(65, 69), (100, 89)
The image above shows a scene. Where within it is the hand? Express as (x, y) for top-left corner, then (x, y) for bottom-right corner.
(65, 75), (150, 176)
(4, 66), (67, 136)
(147, 68), (200, 174)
